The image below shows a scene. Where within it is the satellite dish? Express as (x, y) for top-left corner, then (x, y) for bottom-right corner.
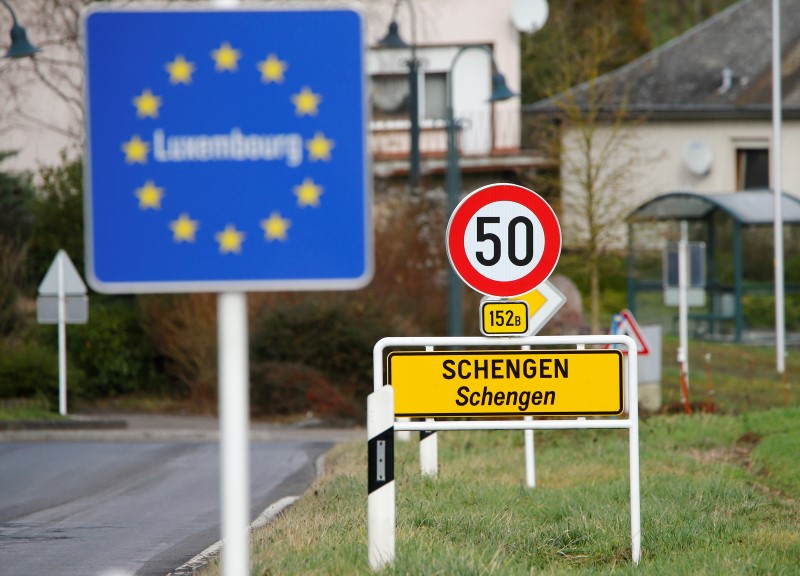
(512, 0), (549, 33)
(683, 139), (713, 177)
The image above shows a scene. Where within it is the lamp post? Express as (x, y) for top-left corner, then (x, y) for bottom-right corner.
(378, 0), (421, 190)
(446, 45), (517, 336)
(1, 0), (39, 58)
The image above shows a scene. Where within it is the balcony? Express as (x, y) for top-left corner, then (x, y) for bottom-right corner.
(370, 108), (544, 178)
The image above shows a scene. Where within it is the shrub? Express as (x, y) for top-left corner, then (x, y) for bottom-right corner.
(361, 187), (449, 334)
(0, 342), (81, 402)
(251, 299), (393, 406)
(558, 250), (627, 316)
(68, 298), (163, 398)
(138, 293), (218, 412)
(28, 155), (84, 284)
(250, 361), (354, 420)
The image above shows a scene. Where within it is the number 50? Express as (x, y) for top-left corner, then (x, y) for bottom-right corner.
(475, 216), (534, 266)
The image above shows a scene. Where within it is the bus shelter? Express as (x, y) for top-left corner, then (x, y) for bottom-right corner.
(626, 190), (800, 342)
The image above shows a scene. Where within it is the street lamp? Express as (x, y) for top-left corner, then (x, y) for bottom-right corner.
(1, 0), (39, 58)
(378, 0), (421, 190)
(446, 45), (517, 336)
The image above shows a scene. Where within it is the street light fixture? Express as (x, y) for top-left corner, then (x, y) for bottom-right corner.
(378, 0), (421, 190)
(446, 45), (518, 336)
(1, 0), (39, 58)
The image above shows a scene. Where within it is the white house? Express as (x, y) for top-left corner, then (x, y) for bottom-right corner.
(1, 0), (538, 189)
(364, 0), (537, 183)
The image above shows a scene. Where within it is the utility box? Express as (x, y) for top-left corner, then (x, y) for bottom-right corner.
(638, 324), (662, 411)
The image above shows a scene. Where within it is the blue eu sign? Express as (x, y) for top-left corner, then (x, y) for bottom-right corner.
(83, 7), (371, 293)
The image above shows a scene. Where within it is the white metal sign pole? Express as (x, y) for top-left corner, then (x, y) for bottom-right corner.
(419, 346), (438, 477)
(57, 252), (67, 416)
(627, 347), (642, 564)
(522, 345), (535, 488)
(212, 0), (249, 573)
(678, 220), (690, 409)
(524, 417), (535, 488)
(420, 419), (438, 477)
(772, 0), (786, 376)
(218, 292), (250, 576)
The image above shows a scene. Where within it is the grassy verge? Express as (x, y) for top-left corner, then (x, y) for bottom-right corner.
(660, 335), (797, 412)
(0, 400), (65, 422)
(200, 407), (800, 575)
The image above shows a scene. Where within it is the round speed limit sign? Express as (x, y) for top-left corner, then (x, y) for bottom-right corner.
(446, 183), (561, 297)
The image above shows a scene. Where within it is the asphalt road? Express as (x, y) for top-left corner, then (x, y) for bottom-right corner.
(0, 417), (360, 576)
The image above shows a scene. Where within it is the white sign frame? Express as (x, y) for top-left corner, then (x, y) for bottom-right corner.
(368, 334), (641, 570)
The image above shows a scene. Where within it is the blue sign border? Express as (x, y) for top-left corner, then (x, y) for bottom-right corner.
(82, 6), (372, 293)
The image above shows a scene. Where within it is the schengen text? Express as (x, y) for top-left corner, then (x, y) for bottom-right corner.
(152, 128), (303, 166)
(442, 357), (568, 380)
(455, 386), (556, 411)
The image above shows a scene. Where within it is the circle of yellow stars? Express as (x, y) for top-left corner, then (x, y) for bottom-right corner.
(123, 41), (334, 255)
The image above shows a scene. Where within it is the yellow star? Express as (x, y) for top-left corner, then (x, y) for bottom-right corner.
(132, 89), (161, 119)
(135, 180), (164, 209)
(260, 212), (291, 241)
(166, 55), (195, 85)
(293, 178), (323, 207)
(169, 213), (199, 243)
(291, 87), (322, 116)
(211, 42), (241, 72)
(306, 132), (334, 162)
(122, 135), (149, 164)
(215, 225), (245, 254)
(257, 54), (287, 83)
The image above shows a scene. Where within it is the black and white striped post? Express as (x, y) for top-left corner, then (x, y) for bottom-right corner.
(368, 385), (395, 569)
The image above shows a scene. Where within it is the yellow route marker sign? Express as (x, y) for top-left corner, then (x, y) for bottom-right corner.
(388, 349), (623, 417)
(480, 300), (529, 335)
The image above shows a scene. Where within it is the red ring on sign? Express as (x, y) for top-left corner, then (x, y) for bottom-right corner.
(446, 183), (561, 297)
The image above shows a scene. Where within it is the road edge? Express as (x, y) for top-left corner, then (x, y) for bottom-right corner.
(166, 495), (300, 576)
(166, 454), (327, 575)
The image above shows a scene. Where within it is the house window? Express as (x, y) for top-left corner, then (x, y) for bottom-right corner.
(371, 71), (449, 123)
(371, 74), (410, 121)
(736, 148), (769, 189)
(423, 72), (447, 120)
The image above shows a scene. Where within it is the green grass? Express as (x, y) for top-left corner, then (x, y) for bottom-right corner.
(0, 402), (66, 422)
(200, 408), (800, 575)
(660, 335), (797, 412)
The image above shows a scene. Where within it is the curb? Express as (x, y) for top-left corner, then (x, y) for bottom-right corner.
(166, 453), (328, 575)
(0, 418), (128, 431)
(166, 496), (300, 576)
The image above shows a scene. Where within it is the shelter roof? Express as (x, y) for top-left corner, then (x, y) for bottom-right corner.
(627, 190), (800, 224)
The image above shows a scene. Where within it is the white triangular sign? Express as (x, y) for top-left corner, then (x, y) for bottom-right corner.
(38, 250), (88, 296)
(608, 308), (650, 355)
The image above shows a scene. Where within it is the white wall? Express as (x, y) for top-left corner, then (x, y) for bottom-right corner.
(559, 118), (800, 249)
(364, 0), (520, 117)
(633, 120), (800, 195)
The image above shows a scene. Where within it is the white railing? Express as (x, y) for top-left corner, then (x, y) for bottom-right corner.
(370, 108), (521, 159)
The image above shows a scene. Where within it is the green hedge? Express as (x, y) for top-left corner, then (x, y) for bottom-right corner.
(250, 360), (354, 419)
(0, 343), (80, 401)
(251, 300), (394, 406)
(69, 299), (163, 398)
(35, 297), (164, 399)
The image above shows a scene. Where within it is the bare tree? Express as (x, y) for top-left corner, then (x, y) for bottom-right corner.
(530, 16), (646, 334)
(0, 0), (88, 145)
